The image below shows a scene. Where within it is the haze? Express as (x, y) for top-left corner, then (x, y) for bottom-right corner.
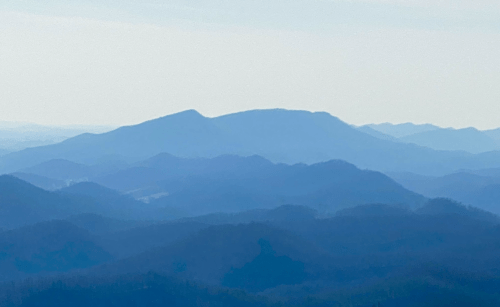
(1, 0), (500, 128)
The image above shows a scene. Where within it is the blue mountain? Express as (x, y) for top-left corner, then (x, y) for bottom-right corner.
(367, 122), (440, 138)
(399, 127), (499, 154)
(2, 109), (500, 175)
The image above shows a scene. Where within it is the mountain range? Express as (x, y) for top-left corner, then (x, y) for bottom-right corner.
(0, 153), (425, 229)
(389, 169), (500, 214)
(3, 109), (500, 176)
(3, 109), (500, 306)
(365, 122), (500, 154)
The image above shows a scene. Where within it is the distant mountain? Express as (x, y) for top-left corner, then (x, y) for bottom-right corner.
(366, 123), (500, 154)
(388, 171), (500, 214)
(0, 220), (112, 281)
(19, 158), (129, 182)
(94, 154), (273, 195)
(399, 127), (499, 154)
(367, 122), (440, 138)
(183, 205), (318, 225)
(22, 159), (94, 181)
(57, 182), (165, 220)
(0, 177), (164, 229)
(0, 176), (101, 229)
(355, 125), (397, 141)
(11, 172), (66, 191)
(416, 198), (500, 223)
(139, 156), (426, 215)
(484, 128), (500, 142)
(4, 109), (500, 176)
(13, 153), (426, 215)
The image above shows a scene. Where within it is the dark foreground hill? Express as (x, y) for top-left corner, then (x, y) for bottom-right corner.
(1, 201), (500, 306)
(0, 220), (112, 282)
(3, 269), (500, 307)
(3, 109), (500, 175)
(94, 223), (328, 287)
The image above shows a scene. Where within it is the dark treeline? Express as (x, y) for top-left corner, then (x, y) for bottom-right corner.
(2, 198), (500, 306)
(2, 269), (500, 307)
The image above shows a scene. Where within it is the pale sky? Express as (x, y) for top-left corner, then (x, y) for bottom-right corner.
(1, 1), (499, 129)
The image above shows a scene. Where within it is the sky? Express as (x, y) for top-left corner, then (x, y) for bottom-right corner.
(1, 0), (499, 129)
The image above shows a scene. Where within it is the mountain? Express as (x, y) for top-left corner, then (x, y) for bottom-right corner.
(416, 198), (500, 223)
(96, 223), (327, 288)
(271, 200), (500, 277)
(0, 220), (112, 282)
(19, 158), (129, 182)
(57, 182), (164, 220)
(0, 177), (161, 230)
(3, 203), (500, 305)
(367, 122), (440, 138)
(355, 125), (397, 141)
(3, 109), (500, 176)
(0, 110), (237, 173)
(335, 203), (411, 217)
(484, 128), (500, 142)
(21, 159), (94, 181)
(366, 123), (500, 154)
(11, 172), (66, 191)
(388, 171), (500, 214)
(94, 154), (273, 195)
(96, 221), (210, 259)
(0, 176), (100, 229)
(399, 127), (499, 154)
(65, 214), (154, 235)
(143, 157), (426, 215)
(5, 273), (271, 307)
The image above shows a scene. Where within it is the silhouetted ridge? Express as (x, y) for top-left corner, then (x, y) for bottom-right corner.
(416, 198), (500, 223)
(336, 203), (411, 217)
(96, 223), (323, 287)
(5, 109), (500, 175)
(0, 220), (112, 280)
(222, 238), (307, 292)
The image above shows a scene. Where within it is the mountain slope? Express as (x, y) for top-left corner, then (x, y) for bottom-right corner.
(0, 176), (100, 229)
(0, 220), (112, 281)
(57, 182), (160, 220)
(3, 109), (500, 175)
(144, 157), (426, 215)
(388, 171), (500, 214)
(0, 177), (158, 229)
(399, 127), (499, 154)
(96, 223), (327, 288)
(367, 122), (440, 138)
